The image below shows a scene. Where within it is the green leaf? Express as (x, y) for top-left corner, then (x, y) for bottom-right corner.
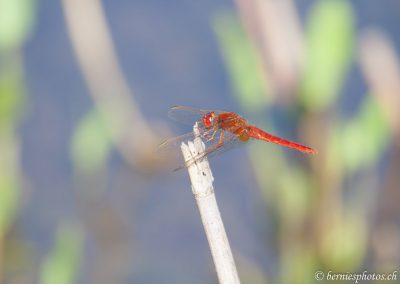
(0, 0), (36, 50)
(0, 68), (25, 128)
(278, 168), (312, 223)
(70, 109), (113, 173)
(40, 224), (84, 284)
(0, 175), (20, 233)
(329, 95), (390, 173)
(300, 0), (354, 111)
(213, 11), (270, 111)
(320, 212), (367, 270)
(281, 246), (317, 284)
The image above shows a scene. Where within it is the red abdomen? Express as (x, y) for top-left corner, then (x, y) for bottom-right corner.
(247, 126), (317, 154)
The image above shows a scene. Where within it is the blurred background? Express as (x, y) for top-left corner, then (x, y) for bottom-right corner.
(0, 0), (399, 283)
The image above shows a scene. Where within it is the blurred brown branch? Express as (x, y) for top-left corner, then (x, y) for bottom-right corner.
(359, 29), (400, 270)
(233, 0), (304, 97)
(359, 29), (400, 136)
(61, 0), (159, 169)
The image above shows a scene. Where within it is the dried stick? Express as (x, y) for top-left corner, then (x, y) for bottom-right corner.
(180, 124), (240, 284)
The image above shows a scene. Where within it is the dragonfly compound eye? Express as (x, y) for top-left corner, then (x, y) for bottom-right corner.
(202, 113), (214, 128)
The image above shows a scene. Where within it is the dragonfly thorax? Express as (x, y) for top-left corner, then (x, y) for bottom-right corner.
(201, 112), (217, 128)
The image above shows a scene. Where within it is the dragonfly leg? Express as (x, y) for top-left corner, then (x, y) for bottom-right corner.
(206, 128), (219, 142)
(218, 130), (225, 146)
(201, 131), (224, 159)
(185, 130), (226, 168)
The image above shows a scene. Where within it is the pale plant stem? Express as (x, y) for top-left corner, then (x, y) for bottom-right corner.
(180, 123), (240, 284)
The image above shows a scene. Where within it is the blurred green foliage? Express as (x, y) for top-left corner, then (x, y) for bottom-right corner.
(0, 0), (36, 50)
(300, 0), (354, 111)
(71, 108), (113, 173)
(329, 95), (390, 173)
(213, 0), (393, 283)
(0, 65), (25, 128)
(319, 212), (367, 270)
(0, 174), (20, 234)
(0, 63), (25, 235)
(213, 12), (270, 111)
(0, 0), (394, 282)
(0, 0), (34, 241)
(40, 224), (84, 284)
(278, 168), (312, 224)
(280, 246), (316, 284)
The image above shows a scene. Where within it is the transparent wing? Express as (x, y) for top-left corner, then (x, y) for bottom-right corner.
(174, 129), (246, 171)
(168, 105), (228, 125)
(168, 106), (207, 125)
(162, 106), (250, 171)
(158, 127), (215, 151)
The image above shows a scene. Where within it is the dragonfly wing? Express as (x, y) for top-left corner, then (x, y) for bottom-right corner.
(158, 127), (215, 151)
(158, 132), (197, 151)
(177, 130), (245, 170)
(158, 127), (217, 171)
(168, 106), (229, 125)
(168, 106), (206, 125)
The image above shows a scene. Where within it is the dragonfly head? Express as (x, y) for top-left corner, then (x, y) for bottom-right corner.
(202, 112), (217, 128)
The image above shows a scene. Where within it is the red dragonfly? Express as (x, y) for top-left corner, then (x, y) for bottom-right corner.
(160, 106), (317, 169)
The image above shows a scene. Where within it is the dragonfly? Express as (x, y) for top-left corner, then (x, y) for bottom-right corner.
(159, 106), (317, 170)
